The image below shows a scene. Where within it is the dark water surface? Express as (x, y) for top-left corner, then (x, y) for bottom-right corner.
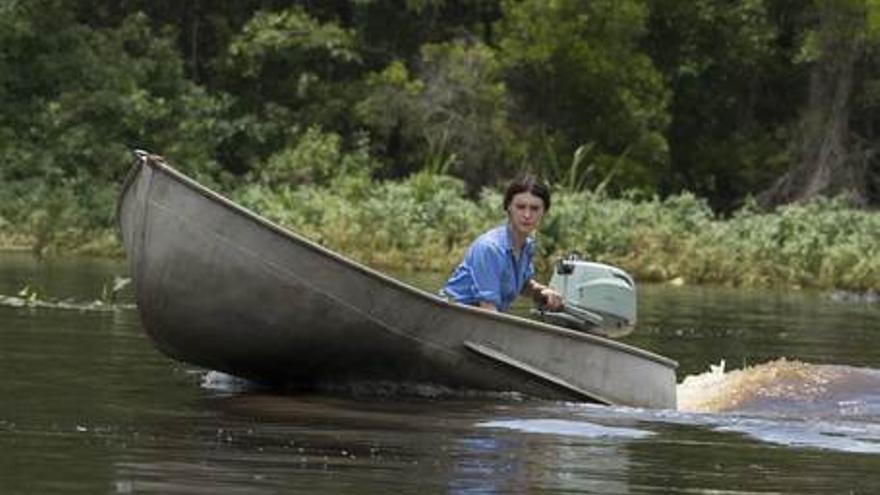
(1, 253), (878, 494)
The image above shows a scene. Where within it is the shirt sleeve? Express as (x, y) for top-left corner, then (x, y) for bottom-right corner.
(467, 241), (505, 309)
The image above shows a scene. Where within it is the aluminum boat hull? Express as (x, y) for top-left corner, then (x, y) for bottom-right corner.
(117, 153), (678, 408)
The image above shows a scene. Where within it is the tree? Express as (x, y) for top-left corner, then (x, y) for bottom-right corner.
(496, 0), (671, 193)
(216, 6), (365, 174)
(760, 0), (880, 207)
(0, 1), (226, 182)
(358, 40), (518, 188)
(645, 0), (802, 211)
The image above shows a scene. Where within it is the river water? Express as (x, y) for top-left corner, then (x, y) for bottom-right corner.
(0, 252), (878, 494)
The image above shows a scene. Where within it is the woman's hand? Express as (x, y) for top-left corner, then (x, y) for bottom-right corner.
(528, 280), (564, 311)
(539, 287), (564, 311)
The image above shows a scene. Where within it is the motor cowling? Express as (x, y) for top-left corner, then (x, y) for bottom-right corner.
(534, 255), (637, 336)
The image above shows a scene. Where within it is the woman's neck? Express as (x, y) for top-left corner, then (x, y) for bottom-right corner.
(508, 223), (528, 252)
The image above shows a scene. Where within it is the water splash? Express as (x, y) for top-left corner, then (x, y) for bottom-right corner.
(201, 371), (259, 394)
(0, 277), (134, 312)
(677, 358), (880, 420)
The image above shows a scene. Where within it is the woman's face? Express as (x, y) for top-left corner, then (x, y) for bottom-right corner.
(507, 191), (546, 237)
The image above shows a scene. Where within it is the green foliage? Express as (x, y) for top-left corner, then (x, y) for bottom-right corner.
(0, 175), (121, 257)
(645, 0), (799, 210)
(227, 8), (360, 76)
(595, 195), (880, 291)
(256, 126), (377, 187)
(218, 6), (365, 168)
(713, 197), (880, 289)
(0, 3), (227, 257)
(230, 176), (880, 291)
(359, 40), (519, 187)
(201, 6), (372, 177)
(0, 5), (228, 182)
(497, 0), (671, 192)
(223, 7), (361, 98)
(235, 170), (496, 271)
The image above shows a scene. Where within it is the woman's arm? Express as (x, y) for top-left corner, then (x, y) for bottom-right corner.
(525, 279), (564, 311)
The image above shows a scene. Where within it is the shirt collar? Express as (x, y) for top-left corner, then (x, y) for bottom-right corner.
(503, 223), (535, 256)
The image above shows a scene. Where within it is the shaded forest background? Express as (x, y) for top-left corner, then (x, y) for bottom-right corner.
(1, 0), (880, 283)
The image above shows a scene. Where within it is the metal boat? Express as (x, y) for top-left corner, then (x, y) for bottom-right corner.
(117, 152), (678, 408)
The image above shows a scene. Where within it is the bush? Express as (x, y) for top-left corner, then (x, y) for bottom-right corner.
(232, 174), (880, 292)
(256, 126), (376, 187)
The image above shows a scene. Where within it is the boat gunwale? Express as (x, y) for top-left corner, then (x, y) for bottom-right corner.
(121, 153), (678, 370)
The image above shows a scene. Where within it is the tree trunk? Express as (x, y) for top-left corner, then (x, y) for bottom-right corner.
(760, 6), (871, 208)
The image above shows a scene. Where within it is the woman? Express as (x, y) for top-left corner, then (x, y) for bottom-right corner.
(442, 175), (563, 312)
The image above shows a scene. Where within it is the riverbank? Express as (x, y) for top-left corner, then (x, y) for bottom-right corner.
(2, 174), (878, 292)
(0, 232), (32, 253)
(0, 230), (122, 258)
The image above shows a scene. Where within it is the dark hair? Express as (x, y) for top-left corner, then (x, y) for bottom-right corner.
(503, 175), (551, 212)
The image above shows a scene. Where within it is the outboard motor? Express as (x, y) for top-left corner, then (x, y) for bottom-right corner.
(533, 254), (637, 337)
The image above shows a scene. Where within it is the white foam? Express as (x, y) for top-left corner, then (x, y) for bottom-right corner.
(717, 418), (880, 454)
(672, 359), (880, 453)
(677, 358), (880, 417)
(0, 293), (136, 312)
(200, 371), (257, 393)
(477, 418), (654, 439)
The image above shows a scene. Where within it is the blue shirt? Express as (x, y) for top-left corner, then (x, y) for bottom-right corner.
(442, 224), (536, 311)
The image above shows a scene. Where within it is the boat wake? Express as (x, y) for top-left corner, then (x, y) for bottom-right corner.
(672, 358), (880, 454)
(677, 358), (880, 419)
(201, 361), (880, 454)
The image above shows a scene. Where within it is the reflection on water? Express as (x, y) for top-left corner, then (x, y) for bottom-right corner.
(478, 418), (654, 439)
(1, 253), (880, 494)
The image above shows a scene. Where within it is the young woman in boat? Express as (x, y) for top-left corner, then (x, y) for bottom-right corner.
(442, 175), (564, 312)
